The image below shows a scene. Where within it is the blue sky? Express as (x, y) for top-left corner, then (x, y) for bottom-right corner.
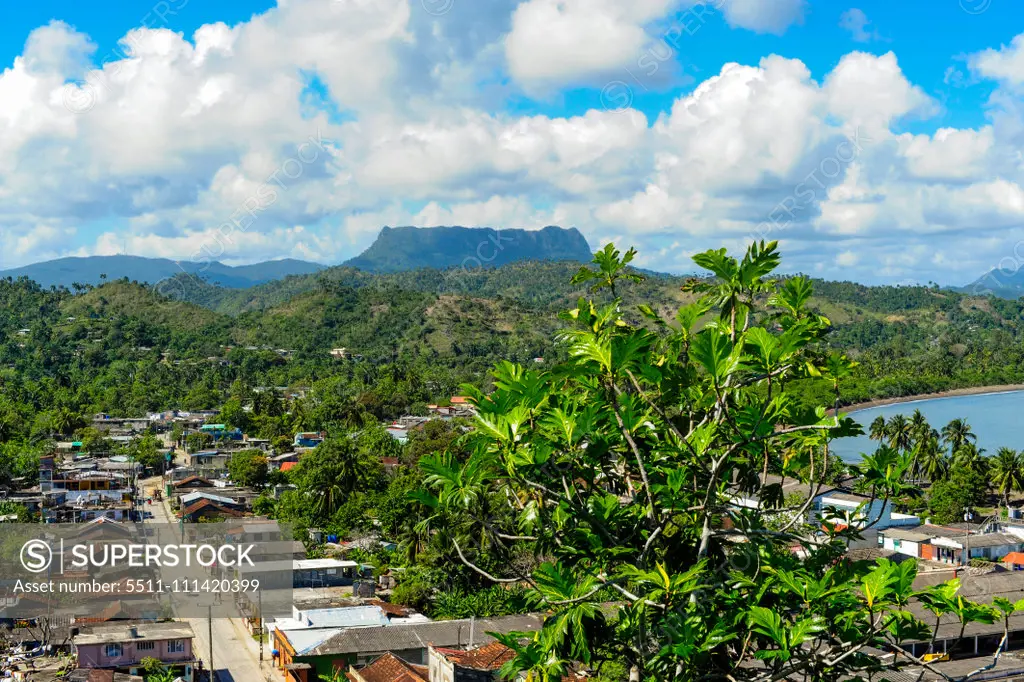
(0, 1), (275, 65)
(1, 0), (1023, 285)
(4, 0), (1011, 128)
(512, 1), (1017, 131)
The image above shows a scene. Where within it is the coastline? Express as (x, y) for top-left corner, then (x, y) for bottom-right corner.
(835, 384), (1024, 415)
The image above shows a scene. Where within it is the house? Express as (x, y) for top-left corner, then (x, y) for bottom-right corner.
(179, 498), (246, 522)
(57, 500), (132, 522)
(281, 461), (299, 473)
(199, 424), (243, 441)
(879, 528), (932, 558)
(181, 449), (231, 469)
(1003, 551), (1024, 570)
(428, 642), (514, 682)
(98, 459), (143, 475)
(244, 437), (273, 451)
(275, 614), (544, 682)
(238, 558), (370, 589)
(179, 491), (243, 510)
(73, 622), (196, 681)
(90, 416), (150, 434)
(51, 472), (131, 504)
(879, 525), (1024, 565)
(330, 348), (350, 359)
(270, 606), (396, 678)
(173, 476), (215, 490)
(729, 475), (842, 532)
(66, 670), (144, 682)
(270, 452), (300, 470)
(346, 652), (428, 682)
(928, 530), (1023, 564)
(294, 432), (325, 448)
(226, 520), (282, 542)
(815, 491), (920, 532)
(269, 605), (391, 640)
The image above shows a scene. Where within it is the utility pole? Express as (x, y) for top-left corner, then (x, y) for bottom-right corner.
(258, 589), (263, 665)
(964, 508), (974, 566)
(208, 604), (214, 682)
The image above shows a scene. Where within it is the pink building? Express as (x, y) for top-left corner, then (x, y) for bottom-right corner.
(73, 622), (196, 680)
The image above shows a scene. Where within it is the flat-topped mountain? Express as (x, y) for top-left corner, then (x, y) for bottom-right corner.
(342, 225), (593, 273)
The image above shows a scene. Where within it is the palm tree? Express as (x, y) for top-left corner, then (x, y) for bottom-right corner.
(313, 480), (345, 519)
(869, 415), (887, 442)
(953, 442), (987, 474)
(942, 418), (976, 455)
(916, 434), (948, 484)
(909, 409), (930, 445)
(990, 447), (1024, 512)
(886, 414), (914, 453)
(51, 407), (84, 437)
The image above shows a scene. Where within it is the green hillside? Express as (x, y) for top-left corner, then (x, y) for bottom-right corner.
(4, 247), (1024, 442)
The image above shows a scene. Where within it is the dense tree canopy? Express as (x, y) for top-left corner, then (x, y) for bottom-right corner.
(419, 242), (1008, 681)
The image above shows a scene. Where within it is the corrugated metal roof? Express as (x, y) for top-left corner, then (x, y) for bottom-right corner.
(881, 528), (930, 542)
(180, 491), (236, 506)
(305, 614), (544, 657)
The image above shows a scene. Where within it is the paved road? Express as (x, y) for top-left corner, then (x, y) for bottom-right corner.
(140, 477), (282, 682)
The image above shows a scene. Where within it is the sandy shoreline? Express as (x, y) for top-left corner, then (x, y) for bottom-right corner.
(836, 384), (1024, 415)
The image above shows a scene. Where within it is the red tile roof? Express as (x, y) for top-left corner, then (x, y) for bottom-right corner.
(174, 476), (212, 488)
(280, 462), (298, 472)
(367, 599), (410, 618)
(346, 653), (427, 682)
(435, 642), (514, 671)
(181, 499), (245, 519)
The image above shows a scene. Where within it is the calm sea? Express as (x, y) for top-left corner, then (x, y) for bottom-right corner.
(830, 390), (1024, 462)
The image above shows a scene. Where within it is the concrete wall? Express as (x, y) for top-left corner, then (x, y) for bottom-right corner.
(76, 638), (193, 668)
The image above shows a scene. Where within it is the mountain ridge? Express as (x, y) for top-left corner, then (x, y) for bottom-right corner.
(0, 255), (325, 289)
(342, 225), (593, 273)
(961, 267), (1024, 300)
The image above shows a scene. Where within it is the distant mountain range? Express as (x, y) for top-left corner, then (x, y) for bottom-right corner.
(342, 225), (593, 273)
(2, 226), (594, 290)
(961, 268), (1024, 300)
(0, 255), (325, 289)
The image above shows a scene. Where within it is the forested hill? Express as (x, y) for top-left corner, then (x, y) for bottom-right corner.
(4, 258), (1024, 434)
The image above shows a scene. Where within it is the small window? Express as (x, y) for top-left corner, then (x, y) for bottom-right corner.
(167, 640), (185, 654)
(137, 641), (155, 651)
(105, 643), (123, 658)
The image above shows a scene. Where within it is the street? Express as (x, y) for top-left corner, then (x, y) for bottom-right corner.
(140, 476), (283, 682)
